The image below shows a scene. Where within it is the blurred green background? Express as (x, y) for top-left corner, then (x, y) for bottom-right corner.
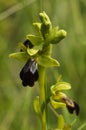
(0, 0), (86, 129)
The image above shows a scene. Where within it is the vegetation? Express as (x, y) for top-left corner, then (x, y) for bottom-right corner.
(0, 0), (86, 130)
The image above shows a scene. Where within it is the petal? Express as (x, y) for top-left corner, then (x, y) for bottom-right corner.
(27, 47), (39, 56)
(18, 42), (27, 51)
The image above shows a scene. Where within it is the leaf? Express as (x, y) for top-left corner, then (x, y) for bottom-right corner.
(26, 34), (43, 46)
(9, 52), (29, 62)
(51, 82), (71, 95)
(38, 55), (60, 67)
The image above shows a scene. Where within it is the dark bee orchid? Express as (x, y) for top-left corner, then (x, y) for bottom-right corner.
(50, 82), (80, 115)
(20, 59), (39, 87)
(19, 39), (39, 87)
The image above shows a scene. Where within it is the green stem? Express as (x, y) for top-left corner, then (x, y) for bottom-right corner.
(38, 65), (47, 130)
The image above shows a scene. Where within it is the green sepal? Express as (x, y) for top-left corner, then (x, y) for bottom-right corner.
(50, 97), (66, 109)
(51, 82), (71, 95)
(26, 34), (43, 46)
(45, 27), (67, 45)
(9, 52), (29, 62)
(57, 115), (64, 129)
(38, 55), (60, 67)
(33, 96), (41, 116)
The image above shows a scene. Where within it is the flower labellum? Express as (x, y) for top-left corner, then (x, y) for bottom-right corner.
(20, 59), (39, 87)
(62, 95), (80, 115)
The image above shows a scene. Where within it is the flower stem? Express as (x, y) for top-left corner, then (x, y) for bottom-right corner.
(38, 65), (47, 130)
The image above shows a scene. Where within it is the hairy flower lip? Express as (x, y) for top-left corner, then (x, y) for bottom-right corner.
(62, 96), (80, 115)
(20, 59), (39, 87)
(66, 101), (80, 115)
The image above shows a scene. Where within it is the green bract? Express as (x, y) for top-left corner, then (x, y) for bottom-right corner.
(57, 115), (64, 129)
(33, 96), (41, 116)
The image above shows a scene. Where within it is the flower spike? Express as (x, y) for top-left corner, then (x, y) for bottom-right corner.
(9, 11), (79, 129)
